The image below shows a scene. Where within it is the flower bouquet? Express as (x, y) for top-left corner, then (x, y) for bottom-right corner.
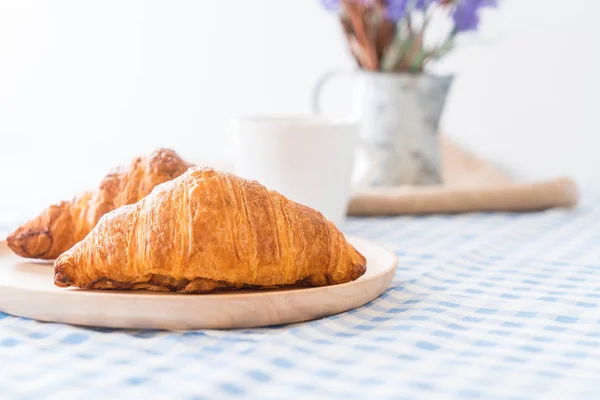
(320, 0), (497, 72)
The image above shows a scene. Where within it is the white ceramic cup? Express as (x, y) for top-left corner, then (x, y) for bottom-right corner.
(232, 116), (372, 227)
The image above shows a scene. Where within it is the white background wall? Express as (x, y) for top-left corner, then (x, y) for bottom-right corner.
(0, 0), (598, 223)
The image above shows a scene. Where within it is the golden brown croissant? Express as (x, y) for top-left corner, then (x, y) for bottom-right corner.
(7, 148), (192, 260)
(54, 167), (367, 293)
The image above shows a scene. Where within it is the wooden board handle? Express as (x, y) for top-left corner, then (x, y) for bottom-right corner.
(347, 178), (579, 216)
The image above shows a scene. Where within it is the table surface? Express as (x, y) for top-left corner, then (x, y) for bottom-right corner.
(1, 192), (600, 400)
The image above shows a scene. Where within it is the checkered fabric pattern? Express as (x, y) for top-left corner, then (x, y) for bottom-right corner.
(1, 192), (600, 400)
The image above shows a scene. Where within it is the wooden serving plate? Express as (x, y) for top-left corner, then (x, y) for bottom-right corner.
(0, 237), (397, 330)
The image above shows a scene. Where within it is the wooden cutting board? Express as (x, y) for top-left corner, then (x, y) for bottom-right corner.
(0, 237), (398, 330)
(346, 137), (579, 216)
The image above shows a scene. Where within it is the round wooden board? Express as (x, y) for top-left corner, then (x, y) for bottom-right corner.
(0, 237), (397, 330)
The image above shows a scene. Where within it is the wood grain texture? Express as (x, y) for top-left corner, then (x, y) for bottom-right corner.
(0, 238), (396, 330)
(348, 178), (578, 215)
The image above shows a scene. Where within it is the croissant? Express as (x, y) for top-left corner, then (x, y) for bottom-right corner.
(54, 167), (367, 293)
(7, 148), (192, 260)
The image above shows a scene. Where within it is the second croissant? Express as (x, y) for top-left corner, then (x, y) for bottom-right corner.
(7, 148), (192, 260)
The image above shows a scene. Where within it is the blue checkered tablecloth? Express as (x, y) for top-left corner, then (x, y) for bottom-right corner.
(1, 192), (600, 400)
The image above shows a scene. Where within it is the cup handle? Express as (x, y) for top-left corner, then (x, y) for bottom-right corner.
(311, 68), (357, 115)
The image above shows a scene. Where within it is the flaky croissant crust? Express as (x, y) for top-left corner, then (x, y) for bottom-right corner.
(54, 167), (367, 293)
(7, 148), (191, 259)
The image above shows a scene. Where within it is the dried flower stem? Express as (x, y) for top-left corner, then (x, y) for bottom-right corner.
(374, 17), (395, 61)
(343, 1), (379, 70)
(340, 18), (368, 68)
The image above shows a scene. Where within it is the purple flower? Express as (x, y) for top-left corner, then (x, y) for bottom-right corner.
(319, 0), (409, 22)
(452, 0), (497, 32)
(414, 0), (434, 10)
(320, 0), (342, 11)
(383, 0), (409, 22)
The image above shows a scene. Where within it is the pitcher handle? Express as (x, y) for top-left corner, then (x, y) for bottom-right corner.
(311, 68), (377, 190)
(311, 68), (357, 115)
